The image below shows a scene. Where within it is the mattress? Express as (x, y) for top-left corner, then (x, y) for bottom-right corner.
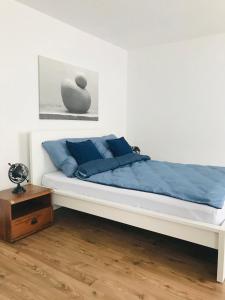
(42, 171), (225, 226)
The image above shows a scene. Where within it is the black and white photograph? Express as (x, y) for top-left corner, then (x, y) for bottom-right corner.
(38, 56), (99, 121)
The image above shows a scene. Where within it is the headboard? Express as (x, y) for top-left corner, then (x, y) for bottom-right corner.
(29, 128), (108, 185)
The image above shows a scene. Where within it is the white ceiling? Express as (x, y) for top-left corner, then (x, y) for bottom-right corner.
(16, 0), (225, 49)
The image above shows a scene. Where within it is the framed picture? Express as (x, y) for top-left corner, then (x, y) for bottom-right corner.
(38, 56), (98, 121)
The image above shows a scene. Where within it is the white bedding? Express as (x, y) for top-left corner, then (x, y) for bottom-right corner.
(42, 171), (225, 225)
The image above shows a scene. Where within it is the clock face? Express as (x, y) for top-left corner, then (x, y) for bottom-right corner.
(8, 163), (29, 184)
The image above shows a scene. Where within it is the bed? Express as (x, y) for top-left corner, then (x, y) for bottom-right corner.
(29, 129), (225, 283)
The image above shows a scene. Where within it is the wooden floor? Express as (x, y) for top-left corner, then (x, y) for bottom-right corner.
(0, 208), (225, 300)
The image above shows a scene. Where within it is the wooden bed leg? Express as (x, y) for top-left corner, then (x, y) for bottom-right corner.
(217, 230), (225, 283)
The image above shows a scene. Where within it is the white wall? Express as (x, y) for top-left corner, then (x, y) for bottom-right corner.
(0, 0), (127, 189)
(128, 34), (225, 166)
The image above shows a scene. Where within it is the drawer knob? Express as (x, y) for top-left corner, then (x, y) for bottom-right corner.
(31, 217), (38, 225)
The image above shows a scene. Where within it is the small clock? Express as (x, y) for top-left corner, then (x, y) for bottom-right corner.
(132, 146), (140, 154)
(8, 163), (29, 194)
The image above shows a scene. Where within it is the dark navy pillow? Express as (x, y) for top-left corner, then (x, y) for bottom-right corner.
(106, 137), (133, 157)
(66, 140), (103, 165)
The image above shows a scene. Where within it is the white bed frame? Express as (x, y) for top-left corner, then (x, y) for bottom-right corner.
(29, 129), (225, 283)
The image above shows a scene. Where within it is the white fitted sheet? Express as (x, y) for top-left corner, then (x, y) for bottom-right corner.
(42, 171), (225, 225)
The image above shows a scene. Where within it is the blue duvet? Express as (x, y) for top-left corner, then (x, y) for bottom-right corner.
(75, 153), (225, 209)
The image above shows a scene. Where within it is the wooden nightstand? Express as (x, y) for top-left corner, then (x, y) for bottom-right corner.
(0, 184), (53, 242)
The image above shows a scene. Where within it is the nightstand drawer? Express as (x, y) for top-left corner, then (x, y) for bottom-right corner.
(11, 207), (53, 241)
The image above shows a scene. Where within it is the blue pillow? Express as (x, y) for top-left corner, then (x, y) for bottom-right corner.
(66, 140), (103, 165)
(42, 140), (77, 177)
(42, 134), (116, 177)
(107, 137), (133, 157)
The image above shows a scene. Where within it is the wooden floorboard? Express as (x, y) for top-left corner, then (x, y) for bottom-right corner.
(0, 208), (225, 300)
